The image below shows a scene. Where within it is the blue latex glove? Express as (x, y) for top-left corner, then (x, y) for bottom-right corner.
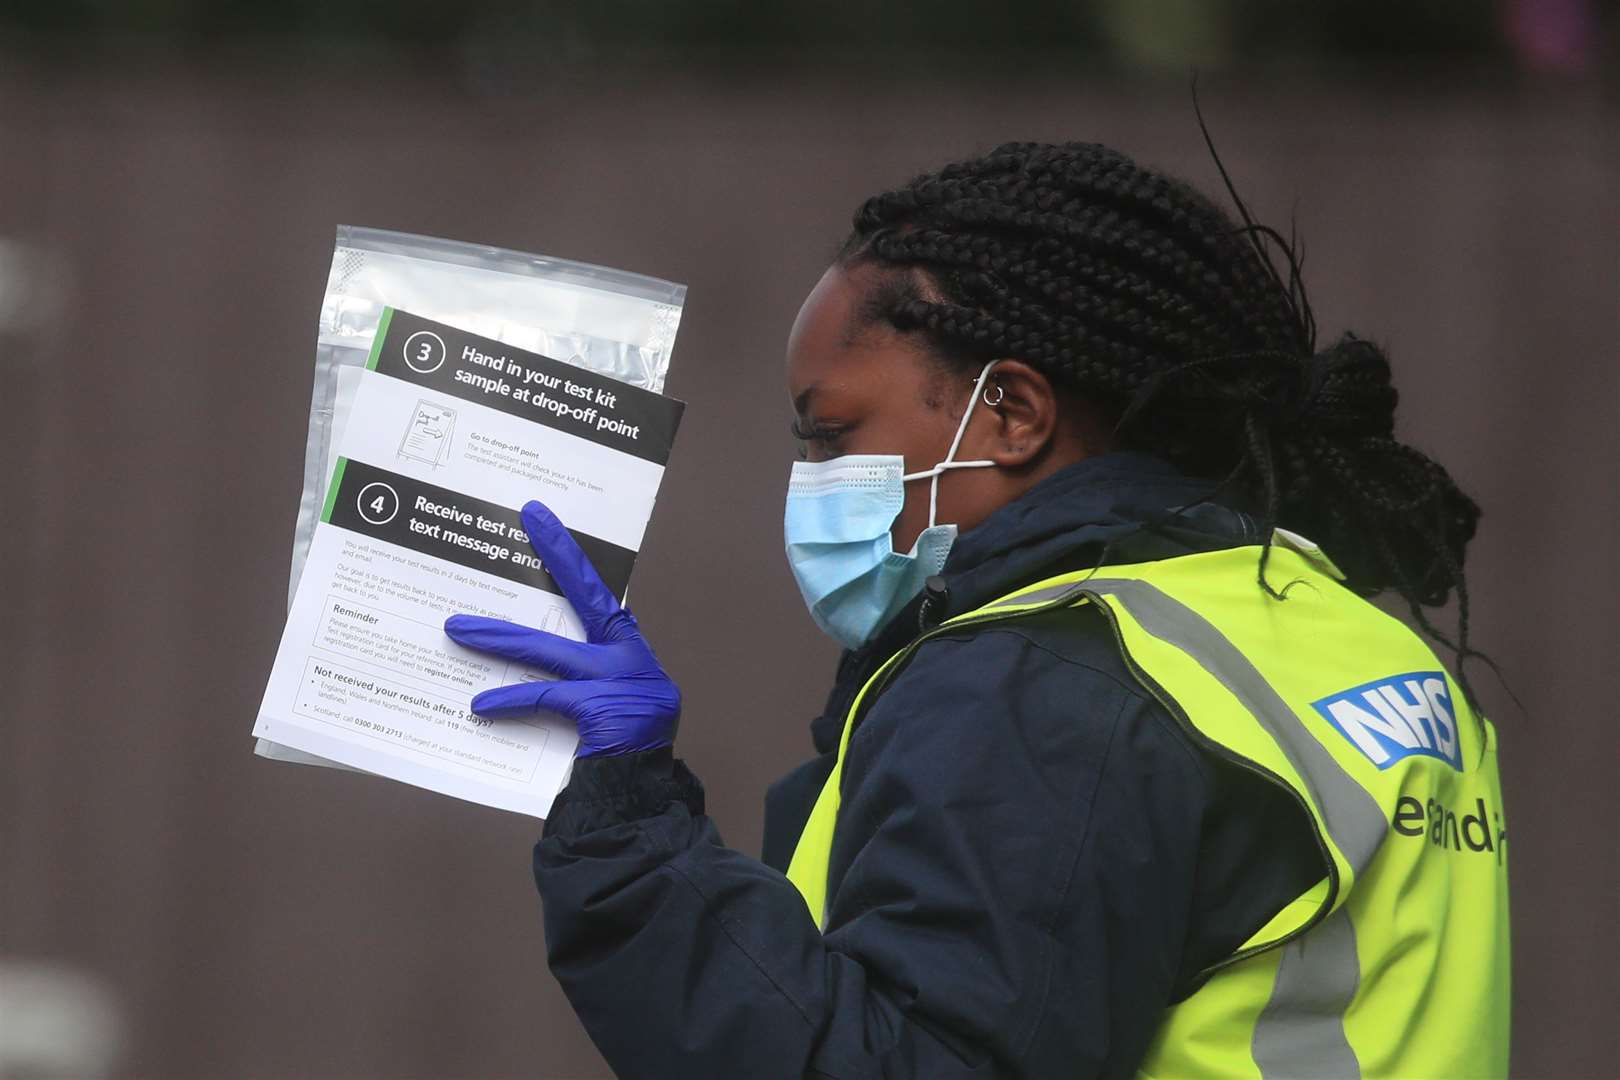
(442, 500), (680, 758)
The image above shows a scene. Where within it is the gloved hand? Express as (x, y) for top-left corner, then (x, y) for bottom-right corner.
(443, 500), (680, 758)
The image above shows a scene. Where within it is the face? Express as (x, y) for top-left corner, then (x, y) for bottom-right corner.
(785, 264), (1011, 554)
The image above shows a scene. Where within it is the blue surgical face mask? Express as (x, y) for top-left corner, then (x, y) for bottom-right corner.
(784, 361), (1001, 650)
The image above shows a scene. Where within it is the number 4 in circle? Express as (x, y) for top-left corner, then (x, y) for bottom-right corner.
(356, 482), (400, 526)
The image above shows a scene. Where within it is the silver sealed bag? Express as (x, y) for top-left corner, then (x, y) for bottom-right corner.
(258, 226), (685, 766)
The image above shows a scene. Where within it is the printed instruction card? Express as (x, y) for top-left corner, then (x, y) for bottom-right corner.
(254, 307), (683, 818)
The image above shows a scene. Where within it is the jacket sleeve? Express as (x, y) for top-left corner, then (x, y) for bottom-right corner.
(533, 627), (1221, 1079)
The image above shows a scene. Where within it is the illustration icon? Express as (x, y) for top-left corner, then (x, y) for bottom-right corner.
(398, 399), (457, 468)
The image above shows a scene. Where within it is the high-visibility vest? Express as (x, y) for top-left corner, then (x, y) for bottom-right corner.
(786, 534), (1510, 1078)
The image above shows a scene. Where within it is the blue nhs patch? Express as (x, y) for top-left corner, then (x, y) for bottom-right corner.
(1312, 671), (1462, 771)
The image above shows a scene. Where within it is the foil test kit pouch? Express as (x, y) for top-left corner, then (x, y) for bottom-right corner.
(259, 226), (686, 772)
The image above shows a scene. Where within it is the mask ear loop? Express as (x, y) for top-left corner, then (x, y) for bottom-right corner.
(922, 360), (1001, 528)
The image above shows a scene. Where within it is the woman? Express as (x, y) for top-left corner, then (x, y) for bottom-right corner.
(444, 141), (1510, 1078)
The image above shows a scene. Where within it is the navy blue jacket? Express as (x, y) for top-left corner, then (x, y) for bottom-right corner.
(535, 452), (1324, 1078)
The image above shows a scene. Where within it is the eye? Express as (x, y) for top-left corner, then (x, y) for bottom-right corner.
(791, 419), (848, 460)
(790, 419), (846, 444)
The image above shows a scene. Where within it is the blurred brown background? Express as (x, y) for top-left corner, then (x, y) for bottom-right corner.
(0, 3), (1616, 1077)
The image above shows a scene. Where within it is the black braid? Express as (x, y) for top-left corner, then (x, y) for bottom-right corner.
(838, 138), (1495, 712)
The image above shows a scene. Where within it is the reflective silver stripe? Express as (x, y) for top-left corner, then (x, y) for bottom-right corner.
(981, 574), (1378, 1070)
(979, 580), (1082, 612)
(1080, 577), (1386, 874)
(1252, 906), (1363, 1079)
(982, 575), (1386, 875)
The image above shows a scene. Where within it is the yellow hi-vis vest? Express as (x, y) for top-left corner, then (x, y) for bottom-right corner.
(786, 536), (1510, 1079)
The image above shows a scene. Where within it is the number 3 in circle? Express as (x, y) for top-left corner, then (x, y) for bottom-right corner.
(402, 330), (447, 375)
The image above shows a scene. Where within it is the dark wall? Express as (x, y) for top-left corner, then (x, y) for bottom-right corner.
(0, 62), (1614, 1078)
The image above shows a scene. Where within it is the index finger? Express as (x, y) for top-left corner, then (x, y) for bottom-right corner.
(520, 500), (621, 640)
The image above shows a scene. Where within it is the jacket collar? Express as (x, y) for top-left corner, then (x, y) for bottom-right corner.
(808, 451), (1261, 754)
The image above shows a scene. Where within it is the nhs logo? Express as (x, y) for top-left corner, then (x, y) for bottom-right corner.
(1312, 672), (1462, 771)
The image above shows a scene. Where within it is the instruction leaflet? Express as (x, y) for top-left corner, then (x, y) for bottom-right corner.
(254, 307), (683, 818)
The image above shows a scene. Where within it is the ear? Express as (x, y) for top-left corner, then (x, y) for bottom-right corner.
(973, 359), (1059, 468)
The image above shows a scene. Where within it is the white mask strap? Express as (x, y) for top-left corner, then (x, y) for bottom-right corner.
(902, 360), (1001, 527)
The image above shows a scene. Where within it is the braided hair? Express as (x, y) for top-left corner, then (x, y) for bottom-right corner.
(838, 138), (1492, 704)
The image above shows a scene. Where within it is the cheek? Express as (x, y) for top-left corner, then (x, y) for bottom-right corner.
(890, 452), (1001, 552)
(882, 409), (961, 551)
(890, 477), (937, 553)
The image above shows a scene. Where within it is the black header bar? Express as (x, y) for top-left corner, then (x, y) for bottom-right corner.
(371, 307), (684, 467)
(325, 457), (636, 600)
